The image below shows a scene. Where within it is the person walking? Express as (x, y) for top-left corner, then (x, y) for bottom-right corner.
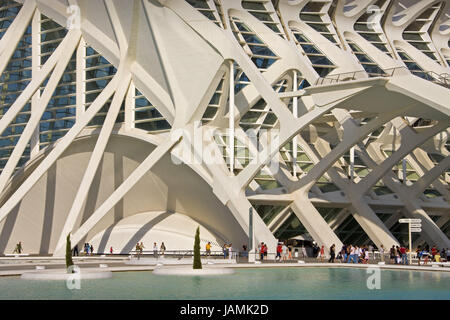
(13, 242), (23, 254)
(160, 242), (166, 257)
(153, 242), (158, 259)
(90, 244), (94, 255)
(288, 245), (292, 260)
(223, 244), (228, 259)
(328, 244), (335, 263)
(206, 242), (211, 257)
(228, 244), (233, 260)
(110, 246), (113, 255)
(73, 244), (79, 256)
(276, 243), (282, 261)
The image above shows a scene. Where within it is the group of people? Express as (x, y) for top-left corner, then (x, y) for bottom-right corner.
(222, 243), (234, 259)
(258, 242), (268, 260)
(389, 245), (410, 264)
(70, 243), (93, 256)
(83, 243), (94, 255)
(319, 244), (374, 264)
(135, 241), (166, 259)
(415, 245), (449, 265)
(275, 242), (292, 262)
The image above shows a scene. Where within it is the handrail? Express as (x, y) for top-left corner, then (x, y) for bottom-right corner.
(314, 66), (450, 88)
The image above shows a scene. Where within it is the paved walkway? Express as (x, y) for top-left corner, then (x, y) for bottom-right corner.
(0, 256), (449, 277)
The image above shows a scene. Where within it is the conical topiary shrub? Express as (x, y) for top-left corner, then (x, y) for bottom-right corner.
(193, 227), (202, 269)
(66, 233), (74, 273)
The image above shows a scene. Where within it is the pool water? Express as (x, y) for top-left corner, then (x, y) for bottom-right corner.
(0, 267), (449, 300)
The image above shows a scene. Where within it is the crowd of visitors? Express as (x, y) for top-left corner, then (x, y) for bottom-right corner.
(82, 243), (94, 255)
(222, 243), (234, 259)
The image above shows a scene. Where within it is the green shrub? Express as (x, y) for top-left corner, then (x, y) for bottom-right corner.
(66, 233), (74, 272)
(193, 227), (202, 270)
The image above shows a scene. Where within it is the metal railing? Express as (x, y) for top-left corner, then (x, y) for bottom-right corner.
(128, 250), (239, 260)
(314, 66), (450, 88)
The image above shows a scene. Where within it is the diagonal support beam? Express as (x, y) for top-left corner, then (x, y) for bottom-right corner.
(0, 72), (120, 225)
(0, 0), (36, 68)
(0, 23), (79, 137)
(52, 73), (132, 256)
(0, 29), (82, 195)
(410, 155), (450, 197)
(67, 137), (182, 252)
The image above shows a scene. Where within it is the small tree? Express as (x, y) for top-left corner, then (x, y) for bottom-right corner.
(193, 227), (202, 269)
(66, 233), (74, 272)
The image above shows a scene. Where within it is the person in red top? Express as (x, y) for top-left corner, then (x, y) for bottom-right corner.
(431, 246), (438, 260)
(400, 246), (407, 264)
(276, 243), (282, 261)
(319, 245), (325, 262)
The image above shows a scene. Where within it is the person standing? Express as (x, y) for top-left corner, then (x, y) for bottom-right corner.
(223, 244), (228, 259)
(153, 242), (158, 258)
(73, 244), (79, 256)
(282, 242), (288, 262)
(242, 244), (248, 258)
(288, 245), (292, 260)
(347, 245), (356, 263)
(379, 245), (385, 262)
(319, 245), (325, 262)
(228, 244), (233, 260)
(110, 246), (113, 255)
(341, 244), (347, 262)
(90, 244), (94, 256)
(160, 242), (166, 257)
(139, 242), (144, 257)
(263, 243), (268, 260)
(389, 245), (396, 264)
(400, 246), (407, 265)
(364, 248), (370, 264)
(135, 242), (141, 260)
(431, 245), (437, 261)
(328, 244), (335, 263)
(259, 242), (264, 261)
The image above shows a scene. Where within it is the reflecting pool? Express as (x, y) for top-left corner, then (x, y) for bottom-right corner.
(0, 267), (449, 299)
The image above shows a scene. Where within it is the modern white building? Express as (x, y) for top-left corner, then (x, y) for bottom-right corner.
(0, 0), (448, 257)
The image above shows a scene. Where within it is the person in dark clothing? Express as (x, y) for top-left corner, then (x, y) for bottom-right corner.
(73, 244), (79, 256)
(328, 244), (336, 263)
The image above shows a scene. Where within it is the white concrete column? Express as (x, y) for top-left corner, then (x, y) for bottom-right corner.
(402, 159), (407, 184)
(76, 38), (86, 121)
(30, 10), (41, 158)
(290, 191), (343, 256)
(349, 146), (355, 181)
(292, 70), (298, 177)
(124, 82), (135, 130)
(229, 60), (235, 174)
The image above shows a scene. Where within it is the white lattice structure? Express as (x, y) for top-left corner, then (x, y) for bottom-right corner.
(0, 0), (448, 257)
